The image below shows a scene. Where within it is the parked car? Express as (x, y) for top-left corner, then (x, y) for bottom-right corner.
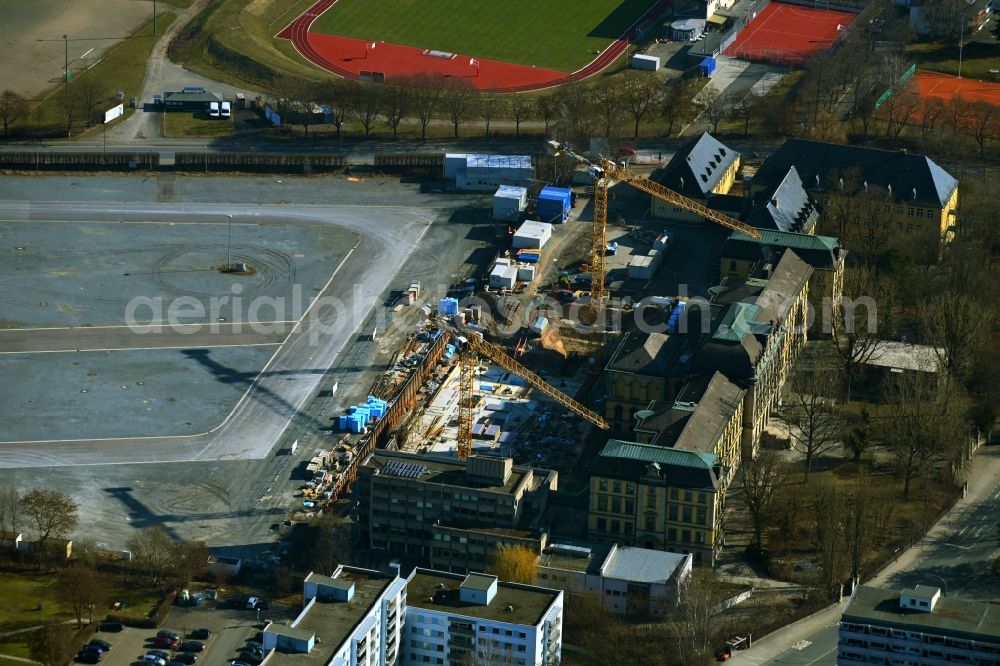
(221, 101), (231, 119)
(230, 661), (252, 666)
(167, 661), (187, 666)
(178, 642), (204, 653)
(98, 622), (124, 633)
(89, 640), (113, 652)
(156, 631), (179, 640)
(209, 102), (220, 118)
(76, 650), (102, 664)
(174, 653), (198, 665)
(189, 629), (212, 640)
(142, 655), (166, 666)
(245, 595), (259, 609)
(146, 651), (169, 662)
(154, 637), (178, 649)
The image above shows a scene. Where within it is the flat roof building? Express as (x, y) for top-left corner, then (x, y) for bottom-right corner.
(838, 585), (1000, 666)
(404, 568), (563, 666)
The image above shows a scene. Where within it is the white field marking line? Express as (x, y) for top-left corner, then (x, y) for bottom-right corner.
(0, 243), (358, 449)
(792, 640), (812, 651)
(0, 322), (298, 332)
(0, 343), (281, 355)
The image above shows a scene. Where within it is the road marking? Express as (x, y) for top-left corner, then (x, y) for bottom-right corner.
(0, 342), (281, 355)
(792, 640), (812, 651)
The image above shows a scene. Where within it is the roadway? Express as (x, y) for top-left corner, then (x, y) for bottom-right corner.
(733, 444), (1000, 666)
(0, 323), (286, 353)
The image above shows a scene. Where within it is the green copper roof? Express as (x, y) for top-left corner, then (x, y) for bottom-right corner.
(728, 228), (839, 252)
(600, 439), (717, 469)
(712, 302), (761, 343)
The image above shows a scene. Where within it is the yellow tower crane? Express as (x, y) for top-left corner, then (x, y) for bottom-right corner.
(545, 141), (762, 312)
(450, 330), (609, 461)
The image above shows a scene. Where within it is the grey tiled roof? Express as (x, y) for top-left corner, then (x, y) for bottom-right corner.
(601, 546), (689, 584)
(656, 133), (739, 198)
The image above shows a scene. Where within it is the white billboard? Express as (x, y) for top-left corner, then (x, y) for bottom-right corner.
(103, 103), (124, 124)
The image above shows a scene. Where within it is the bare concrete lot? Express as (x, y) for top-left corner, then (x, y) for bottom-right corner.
(0, 345), (277, 442)
(1, 0), (155, 98)
(0, 220), (356, 329)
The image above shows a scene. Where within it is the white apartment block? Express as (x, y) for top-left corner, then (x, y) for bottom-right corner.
(263, 565), (407, 666)
(838, 585), (1000, 666)
(403, 569), (563, 666)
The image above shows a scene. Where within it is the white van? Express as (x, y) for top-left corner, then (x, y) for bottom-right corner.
(209, 101), (220, 118)
(220, 101), (231, 119)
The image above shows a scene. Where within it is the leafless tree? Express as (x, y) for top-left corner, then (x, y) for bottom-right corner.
(478, 91), (506, 136)
(317, 79), (353, 139)
(842, 408), (873, 463)
(508, 94), (534, 137)
(553, 81), (595, 142)
(964, 100), (999, 158)
(350, 81), (382, 137)
(740, 447), (785, 547)
(621, 71), (660, 138)
(881, 372), (967, 498)
(20, 489), (78, 562)
(883, 87), (921, 139)
(829, 265), (897, 400)
(666, 571), (721, 664)
(171, 539), (209, 586)
(0, 90), (29, 136)
(700, 84), (730, 134)
(409, 73), (445, 140)
(73, 75), (107, 127)
(440, 77), (476, 138)
(59, 563), (105, 628)
(276, 76), (321, 137)
(919, 97), (947, 139)
(660, 78), (688, 136)
(812, 480), (850, 599)
(787, 369), (842, 477)
(918, 292), (992, 384)
(536, 93), (557, 135)
(588, 78), (626, 139)
(0, 486), (19, 534)
(733, 89), (762, 137)
(127, 526), (176, 585)
(381, 75), (412, 138)
(30, 622), (75, 666)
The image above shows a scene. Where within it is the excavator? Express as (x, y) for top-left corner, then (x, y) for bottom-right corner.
(544, 141), (761, 312)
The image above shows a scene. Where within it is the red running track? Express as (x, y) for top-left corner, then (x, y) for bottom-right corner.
(277, 0), (671, 92)
(724, 3), (857, 65)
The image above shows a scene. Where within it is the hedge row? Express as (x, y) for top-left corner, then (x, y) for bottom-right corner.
(0, 151), (159, 171)
(174, 151), (346, 173)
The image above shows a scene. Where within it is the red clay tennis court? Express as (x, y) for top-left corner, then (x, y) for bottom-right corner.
(724, 3), (857, 65)
(913, 71), (1000, 108)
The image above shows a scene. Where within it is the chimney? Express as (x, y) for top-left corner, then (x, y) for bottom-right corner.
(863, 180), (868, 192)
(912, 187), (917, 200)
(815, 174), (820, 187)
(680, 176), (685, 189)
(838, 177), (844, 190)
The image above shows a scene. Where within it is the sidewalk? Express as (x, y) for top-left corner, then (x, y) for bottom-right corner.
(730, 444), (1000, 664)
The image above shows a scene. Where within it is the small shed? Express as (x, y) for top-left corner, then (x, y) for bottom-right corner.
(513, 220), (553, 250)
(493, 185), (528, 222)
(490, 264), (518, 290)
(631, 54), (661, 71)
(162, 90), (223, 111)
(537, 186), (573, 223)
(628, 256), (656, 280)
(671, 18), (706, 41)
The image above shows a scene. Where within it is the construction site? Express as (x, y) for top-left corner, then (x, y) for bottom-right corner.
(284, 140), (764, 526)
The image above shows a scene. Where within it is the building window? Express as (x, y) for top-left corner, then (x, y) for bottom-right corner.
(625, 499), (634, 514)
(696, 531), (705, 544)
(623, 522), (633, 536)
(598, 496), (608, 511)
(697, 508), (706, 525)
(625, 483), (635, 494)
(683, 506), (692, 522)
(599, 479), (608, 491)
(611, 497), (621, 513)
(698, 492), (706, 504)
(668, 528), (677, 541)
(613, 481), (622, 493)
(645, 514), (655, 531)
(669, 488), (678, 500)
(682, 530), (691, 543)
(683, 490), (692, 503)
(647, 493), (656, 508)
(668, 505), (678, 521)
(611, 519), (620, 533)
(596, 518), (607, 532)
(729, 260), (737, 271)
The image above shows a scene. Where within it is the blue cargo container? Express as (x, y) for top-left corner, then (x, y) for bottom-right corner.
(537, 186), (572, 223)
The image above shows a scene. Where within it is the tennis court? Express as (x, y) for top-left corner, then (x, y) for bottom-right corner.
(913, 70), (1000, 108)
(724, 3), (857, 65)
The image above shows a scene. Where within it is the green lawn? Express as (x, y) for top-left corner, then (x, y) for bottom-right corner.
(310, 0), (658, 72)
(163, 111), (235, 138)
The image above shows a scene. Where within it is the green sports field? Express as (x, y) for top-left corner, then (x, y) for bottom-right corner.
(309, 0), (659, 72)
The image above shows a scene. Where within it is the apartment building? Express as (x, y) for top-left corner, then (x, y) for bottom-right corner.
(587, 440), (727, 565)
(403, 569), (563, 666)
(264, 565), (407, 666)
(355, 452), (557, 572)
(838, 585), (1000, 666)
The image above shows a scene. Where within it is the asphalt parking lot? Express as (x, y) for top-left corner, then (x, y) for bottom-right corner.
(90, 601), (299, 666)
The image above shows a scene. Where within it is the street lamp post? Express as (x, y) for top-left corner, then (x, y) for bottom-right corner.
(958, 19), (965, 78)
(924, 573), (948, 596)
(227, 214), (233, 269)
(62, 35), (68, 102)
